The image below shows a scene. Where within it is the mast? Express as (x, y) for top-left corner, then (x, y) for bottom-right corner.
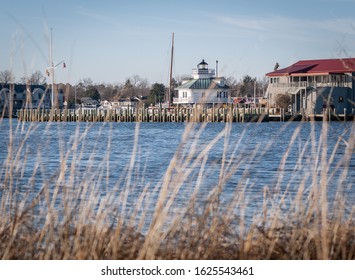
(254, 77), (256, 105)
(50, 28), (54, 108)
(168, 32), (174, 105)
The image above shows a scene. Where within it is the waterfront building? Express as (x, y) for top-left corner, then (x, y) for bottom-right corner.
(81, 97), (100, 108)
(266, 58), (355, 114)
(173, 60), (230, 106)
(100, 96), (143, 110)
(0, 84), (64, 116)
(111, 96), (142, 109)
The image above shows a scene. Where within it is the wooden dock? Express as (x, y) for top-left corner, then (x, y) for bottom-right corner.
(16, 107), (354, 123)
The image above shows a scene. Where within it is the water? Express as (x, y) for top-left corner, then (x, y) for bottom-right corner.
(0, 119), (354, 229)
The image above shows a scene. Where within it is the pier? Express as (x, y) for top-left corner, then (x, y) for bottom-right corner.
(16, 107), (354, 122)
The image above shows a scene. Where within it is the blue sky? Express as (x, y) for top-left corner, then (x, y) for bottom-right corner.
(1, 0), (355, 85)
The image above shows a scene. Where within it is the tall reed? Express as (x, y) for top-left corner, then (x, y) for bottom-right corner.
(0, 117), (354, 259)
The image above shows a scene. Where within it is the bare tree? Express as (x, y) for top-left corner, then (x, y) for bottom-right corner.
(119, 79), (134, 98)
(255, 78), (268, 97)
(226, 77), (239, 97)
(29, 70), (46, 85)
(118, 75), (149, 98)
(175, 74), (191, 85)
(274, 93), (291, 109)
(130, 74), (149, 97)
(19, 71), (46, 85)
(81, 78), (94, 89)
(0, 70), (15, 84)
(226, 76), (267, 98)
(97, 83), (120, 101)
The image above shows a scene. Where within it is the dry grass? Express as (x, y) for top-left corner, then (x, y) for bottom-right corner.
(0, 118), (354, 260)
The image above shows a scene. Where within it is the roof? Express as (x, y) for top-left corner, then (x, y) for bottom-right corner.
(266, 58), (355, 76)
(198, 59), (208, 66)
(175, 78), (229, 90)
(117, 96), (141, 102)
(0, 84), (47, 92)
(82, 98), (99, 105)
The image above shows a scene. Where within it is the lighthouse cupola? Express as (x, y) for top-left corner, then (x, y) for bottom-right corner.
(198, 59), (208, 70)
(193, 59), (215, 79)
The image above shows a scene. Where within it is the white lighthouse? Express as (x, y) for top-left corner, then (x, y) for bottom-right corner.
(192, 59), (215, 79)
(173, 59), (230, 105)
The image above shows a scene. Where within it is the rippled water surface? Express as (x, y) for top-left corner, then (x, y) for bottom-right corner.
(0, 119), (354, 226)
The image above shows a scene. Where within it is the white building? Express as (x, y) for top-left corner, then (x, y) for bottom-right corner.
(266, 58), (355, 114)
(173, 60), (230, 106)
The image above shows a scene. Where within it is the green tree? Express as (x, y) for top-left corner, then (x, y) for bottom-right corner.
(121, 79), (135, 97)
(239, 75), (255, 97)
(85, 86), (100, 101)
(149, 83), (166, 104)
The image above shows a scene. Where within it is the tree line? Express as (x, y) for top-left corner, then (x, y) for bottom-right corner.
(0, 69), (269, 108)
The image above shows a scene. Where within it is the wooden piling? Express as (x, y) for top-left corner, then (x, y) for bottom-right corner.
(17, 106), (342, 123)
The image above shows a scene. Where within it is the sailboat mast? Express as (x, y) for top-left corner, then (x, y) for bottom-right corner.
(50, 28), (54, 108)
(168, 32), (174, 105)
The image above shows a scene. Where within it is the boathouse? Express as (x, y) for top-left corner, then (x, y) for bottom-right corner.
(173, 60), (230, 106)
(266, 58), (355, 115)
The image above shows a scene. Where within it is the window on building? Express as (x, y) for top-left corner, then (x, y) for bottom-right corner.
(270, 77), (280, 84)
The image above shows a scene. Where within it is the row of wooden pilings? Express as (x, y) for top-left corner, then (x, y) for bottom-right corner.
(17, 107), (277, 123)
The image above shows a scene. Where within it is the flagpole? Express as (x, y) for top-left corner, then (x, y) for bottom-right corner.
(48, 28), (66, 109)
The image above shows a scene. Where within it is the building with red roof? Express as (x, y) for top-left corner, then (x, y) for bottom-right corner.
(265, 58), (355, 115)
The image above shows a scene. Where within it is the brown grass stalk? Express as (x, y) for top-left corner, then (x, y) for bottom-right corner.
(0, 119), (354, 259)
